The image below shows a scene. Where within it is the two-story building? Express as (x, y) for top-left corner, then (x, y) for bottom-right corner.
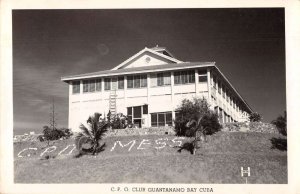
(61, 46), (253, 132)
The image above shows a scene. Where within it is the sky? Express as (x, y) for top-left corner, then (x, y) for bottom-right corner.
(13, 8), (285, 135)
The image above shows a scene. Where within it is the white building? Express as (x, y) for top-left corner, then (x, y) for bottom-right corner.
(62, 46), (253, 132)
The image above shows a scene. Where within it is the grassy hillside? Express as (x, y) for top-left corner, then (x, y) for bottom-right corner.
(14, 131), (287, 183)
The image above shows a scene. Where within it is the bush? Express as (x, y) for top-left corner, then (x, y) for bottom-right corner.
(41, 126), (73, 145)
(271, 111), (287, 136)
(174, 97), (221, 136)
(249, 112), (262, 122)
(107, 113), (129, 129)
(200, 112), (222, 135)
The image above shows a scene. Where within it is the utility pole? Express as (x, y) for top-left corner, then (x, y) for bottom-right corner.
(49, 98), (58, 130)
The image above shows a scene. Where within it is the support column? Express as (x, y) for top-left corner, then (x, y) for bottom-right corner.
(217, 107), (221, 123)
(147, 73), (151, 127)
(207, 68), (211, 104)
(147, 73), (150, 103)
(195, 69), (199, 97)
(101, 78), (105, 116)
(100, 78), (104, 101)
(171, 71), (175, 125)
(222, 108), (225, 123)
(79, 80), (84, 124)
(68, 82), (72, 129)
(124, 75), (127, 111)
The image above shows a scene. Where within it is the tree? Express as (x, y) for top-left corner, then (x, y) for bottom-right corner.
(249, 112), (262, 122)
(75, 113), (108, 155)
(174, 97), (221, 136)
(272, 111), (287, 136)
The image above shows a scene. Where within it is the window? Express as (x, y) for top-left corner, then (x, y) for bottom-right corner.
(199, 76), (207, 82)
(89, 80), (95, 92)
(158, 113), (165, 126)
(174, 72), (180, 84)
(127, 107), (132, 123)
(127, 76), (133, 88)
(226, 89), (229, 102)
(143, 105), (148, 114)
(133, 106), (142, 118)
(222, 84), (225, 98)
(164, 73), (171, 85)
(151, 112), (172, 127)
(96, 79), (101, 91)
(151, 114), (158, 127)
(174, 70), (195, 85)
(127, 74), (147, 88)
(213, 75), (217, 88)
(217, 80), (221, 94)
(166, 113), (172, 126)
(141, 74), (147, 87)
(153, 72), (171, 87)
(72, 81), (80, 94)
(83, 79), (101, 93)
(127, 106), (145, 126)
(118, 77), (124, 89)
(198, 70), (207, 83)
(104, 78), (111, 90)
(134, 75), (140, 88)
(157, 73), (164, 86)
(83, 80), (89, 93)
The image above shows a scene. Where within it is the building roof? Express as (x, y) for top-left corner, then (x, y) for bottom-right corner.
(111, 47), (182, 70)
(61, 61), (215, 81)
(149, 45), (176, 58)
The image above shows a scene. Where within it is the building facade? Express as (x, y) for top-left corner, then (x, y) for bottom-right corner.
(62, 46), (252, 132)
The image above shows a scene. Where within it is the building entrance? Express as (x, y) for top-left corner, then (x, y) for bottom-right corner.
(127, 105), (148, 128)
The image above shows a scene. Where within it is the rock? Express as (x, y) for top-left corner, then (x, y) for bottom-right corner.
(221, 122), (278, 134)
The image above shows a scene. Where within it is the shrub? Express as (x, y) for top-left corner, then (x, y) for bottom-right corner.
(200, 112), (222, 135)
(249, 112), (262, 122)
(174, 97), (221, 136)
(40, 126), (73, 145)
(107, 113), (129, 129)
(59, 127), (73, 138)
(271, 111), (287, 136)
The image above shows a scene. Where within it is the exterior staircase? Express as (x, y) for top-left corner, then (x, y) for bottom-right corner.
(109, 89), (117, 116)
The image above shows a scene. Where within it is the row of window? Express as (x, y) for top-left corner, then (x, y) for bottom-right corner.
(210, 74), (240, 111)
(83, 79), (101, 93)
(151, 112), (172, 127)
(72, 70), (209, 94)
(127, 75), (147, 88)
(151, 72), (171, 87)
(174, 70), (195, 84)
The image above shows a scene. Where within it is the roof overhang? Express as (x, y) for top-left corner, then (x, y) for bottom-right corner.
(61, 62), (215, 82)
(213, 66), (253, 113)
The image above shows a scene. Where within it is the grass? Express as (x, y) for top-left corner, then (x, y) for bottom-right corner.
(14, 131), (287, 183)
